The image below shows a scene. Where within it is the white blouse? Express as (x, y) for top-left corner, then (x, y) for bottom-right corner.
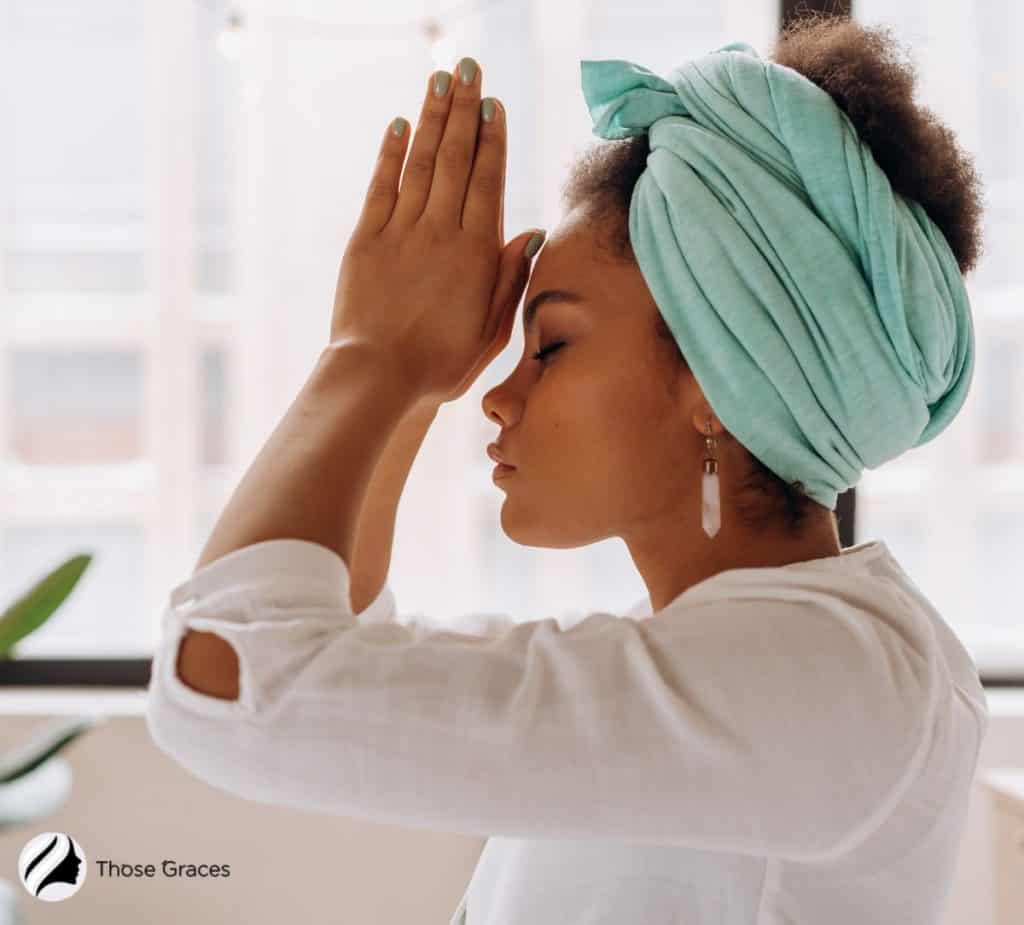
(145, 537), (988, 924)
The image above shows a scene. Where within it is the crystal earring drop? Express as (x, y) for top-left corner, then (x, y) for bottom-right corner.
(701, 418), (721, 539)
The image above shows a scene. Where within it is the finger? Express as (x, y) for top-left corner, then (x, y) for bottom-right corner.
(351, 116), (411, 239)
(390, 68), (456, 228)
(467, 245), (525, 386)
(423, 56), (482, 228)
(462, 97), (506, 235)
(482, 231), (541, 345)
(498, 116), (506, 239)
(496, 105), (507, 239)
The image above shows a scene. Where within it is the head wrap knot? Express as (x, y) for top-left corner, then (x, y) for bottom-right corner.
(580, 42), (975, 509)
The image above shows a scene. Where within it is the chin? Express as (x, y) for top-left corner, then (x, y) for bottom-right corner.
(498, 500), (594, 550)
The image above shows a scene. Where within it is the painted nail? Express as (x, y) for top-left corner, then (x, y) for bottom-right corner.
(481, 98), (496, 122)
(524, 231), (546, 259)
(458, 57), (478, 86)
(433, 71), (451, 98)
(391, 117), (407, 137)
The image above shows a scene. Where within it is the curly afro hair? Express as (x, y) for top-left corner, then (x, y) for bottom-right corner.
(560, 11), (985, 538)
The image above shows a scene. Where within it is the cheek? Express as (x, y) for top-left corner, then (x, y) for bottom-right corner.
(602, 374), (687, 485)
(555, 370), (666, 475)
(520, 366), (619, 489)
(600, 363), (670, 442)
(544, 363), (625, 441)
(528, 339), (681, 472)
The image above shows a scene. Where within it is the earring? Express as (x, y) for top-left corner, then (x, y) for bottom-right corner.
(701, 417), (721, 539)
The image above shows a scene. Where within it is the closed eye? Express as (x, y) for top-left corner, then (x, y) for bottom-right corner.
(531, 341), (565, 363)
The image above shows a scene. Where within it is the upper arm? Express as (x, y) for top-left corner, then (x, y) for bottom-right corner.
(146, 540), (937, 860)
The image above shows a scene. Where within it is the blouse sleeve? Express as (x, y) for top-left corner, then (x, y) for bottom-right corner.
(144, 538), (938, 862)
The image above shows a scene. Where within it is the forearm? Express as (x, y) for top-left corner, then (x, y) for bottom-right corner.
(194, 340), (419, 574)
(348, 400), (438, 614)
(178, 342), (420, 701)
(175, 397), (436, 701)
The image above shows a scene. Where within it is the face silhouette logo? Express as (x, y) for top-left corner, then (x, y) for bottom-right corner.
(18, 832), (87, 902)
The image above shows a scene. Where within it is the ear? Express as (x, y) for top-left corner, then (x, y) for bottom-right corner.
(691, 407), (722, 438)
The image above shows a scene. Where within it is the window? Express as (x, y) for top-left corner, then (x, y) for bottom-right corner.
(2, 0), (1017, 685)
(0, 0), (235, 675)
(851, 0), (1024, 683)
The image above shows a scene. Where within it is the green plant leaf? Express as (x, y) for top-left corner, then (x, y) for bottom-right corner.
(0, 554), (92, 657)
(0, 716), (100, 784)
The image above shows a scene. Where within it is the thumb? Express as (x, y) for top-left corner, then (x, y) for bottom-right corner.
(487, 229), (546, 344)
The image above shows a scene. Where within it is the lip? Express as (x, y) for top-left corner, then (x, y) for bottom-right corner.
(492, 463), (516, 480)
(486, 442), (517, 468)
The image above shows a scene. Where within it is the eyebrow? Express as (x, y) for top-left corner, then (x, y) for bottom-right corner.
(522, 288), (587, 333)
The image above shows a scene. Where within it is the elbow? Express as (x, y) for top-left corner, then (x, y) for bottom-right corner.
(175, 629), (241, 701)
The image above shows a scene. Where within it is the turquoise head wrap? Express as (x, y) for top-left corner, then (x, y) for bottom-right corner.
(579, 42), (975, 510)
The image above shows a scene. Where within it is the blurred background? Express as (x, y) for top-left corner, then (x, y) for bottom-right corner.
(0, 0), (1021, 678)
(0, 1), (1022, 922)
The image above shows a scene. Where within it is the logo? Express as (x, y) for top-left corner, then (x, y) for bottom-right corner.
(18, 832), (87, 902)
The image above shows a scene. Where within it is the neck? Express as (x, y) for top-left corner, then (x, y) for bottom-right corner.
(628, 507), (841, 615)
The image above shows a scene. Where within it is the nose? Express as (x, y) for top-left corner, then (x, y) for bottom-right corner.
(481, 377), (517, 428)
(483, 336), (538, 429)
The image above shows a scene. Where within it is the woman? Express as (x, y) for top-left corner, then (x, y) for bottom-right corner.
(146, 13), (988, 924)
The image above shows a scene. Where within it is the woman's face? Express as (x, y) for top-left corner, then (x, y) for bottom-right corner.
(482, 206), (704, 549)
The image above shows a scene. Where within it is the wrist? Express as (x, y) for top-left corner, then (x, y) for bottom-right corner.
(317, 338), (423, 411)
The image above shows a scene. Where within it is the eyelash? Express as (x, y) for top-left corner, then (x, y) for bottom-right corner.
(531, 341), (565, 364)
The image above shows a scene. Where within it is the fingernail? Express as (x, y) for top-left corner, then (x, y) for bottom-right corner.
(391, 117), (408, 137)
(480, 98), (496, 122)
(458, 57), (478, 86)
(524, 230), (546, 259)
(433, 71), (451, 98)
